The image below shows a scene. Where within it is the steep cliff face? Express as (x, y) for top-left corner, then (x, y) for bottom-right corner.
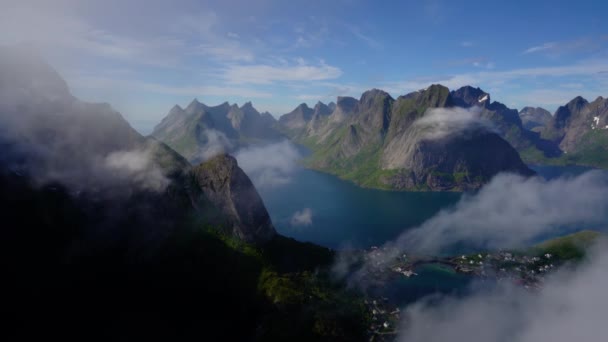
(190, 154), (276, 243)
(542, 96), (589, 145)
(381, 131), (534, 191)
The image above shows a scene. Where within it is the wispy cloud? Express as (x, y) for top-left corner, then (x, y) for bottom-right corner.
(222, 59), (342, 84)
(413, 107), (497, 140)
(523, 42), (557, 54)
(522, 36), (606, 56)
(291, 208), (313, 226)
(68, 75), (273, 98)
(234, 140), (301, 189)
(344, 24), (383, 50)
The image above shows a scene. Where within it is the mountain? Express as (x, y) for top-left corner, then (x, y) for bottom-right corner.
(540, 96), (608, 167)
(279, 85), (534, 191)
(190, 154), (275, 242)
(519, 106), (552, 131)
(449, 86), (561, 160)
(278, 102), (314, 131)
(0, 48), (367, 340)
(152, 99), (282, 163)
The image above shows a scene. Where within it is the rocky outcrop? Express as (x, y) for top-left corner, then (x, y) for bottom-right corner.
(190, 154), (276, 243)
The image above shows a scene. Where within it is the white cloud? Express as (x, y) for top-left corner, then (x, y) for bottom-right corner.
(395, 171), (608, 255)
(196, 129), (234, 162)
(291, 208), (313, 226)
(234, 140), (301, 189)
(413, 106), (496, 140)
(222, 60), (342, 84)
(104, 148), (169, 191)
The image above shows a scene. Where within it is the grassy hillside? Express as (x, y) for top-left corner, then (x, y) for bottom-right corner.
(531, 230), (603, 261)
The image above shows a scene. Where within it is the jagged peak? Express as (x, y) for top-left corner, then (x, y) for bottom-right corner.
(241, 101), (254, 109)
(185, 98), (205, 110)
(297, 102), (311, 110)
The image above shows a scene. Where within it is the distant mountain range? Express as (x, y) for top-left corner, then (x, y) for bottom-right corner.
(151, 99), (281, 163)
(150, 84), (608, 191)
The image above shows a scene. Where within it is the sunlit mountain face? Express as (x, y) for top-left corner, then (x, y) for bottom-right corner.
(2, 1), (608, 341)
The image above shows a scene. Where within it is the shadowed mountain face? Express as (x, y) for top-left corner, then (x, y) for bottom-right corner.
(0, 47), (275, 244)
(279, 84), (534, 191)
(152, 99), (282, 163)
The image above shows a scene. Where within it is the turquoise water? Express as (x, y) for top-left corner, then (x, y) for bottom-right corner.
(258, 165), (599, 249)
(256, 168), (461, 249)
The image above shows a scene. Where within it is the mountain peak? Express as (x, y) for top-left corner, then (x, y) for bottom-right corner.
(170, 104), (184, 113)
(451, 86), (490, 108)
(297, 103), (311, 110)
(568, 96), (588, 108)
(192, 154), (276, 243)
(186, 98), (206, 113)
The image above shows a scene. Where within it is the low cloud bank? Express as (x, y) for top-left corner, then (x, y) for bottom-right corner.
(333, 170), (608, 290)
(235, 140), (301, 189)
(396, 171), (608, 255)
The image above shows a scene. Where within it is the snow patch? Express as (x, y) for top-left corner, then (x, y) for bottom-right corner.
(592, 116), (600, 129)
(478, 94), (488, 102)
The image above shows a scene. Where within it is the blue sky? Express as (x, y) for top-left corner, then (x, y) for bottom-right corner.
(2, 0), (608, 133)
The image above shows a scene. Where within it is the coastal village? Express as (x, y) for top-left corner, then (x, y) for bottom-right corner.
(361, 245), (562, 340)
